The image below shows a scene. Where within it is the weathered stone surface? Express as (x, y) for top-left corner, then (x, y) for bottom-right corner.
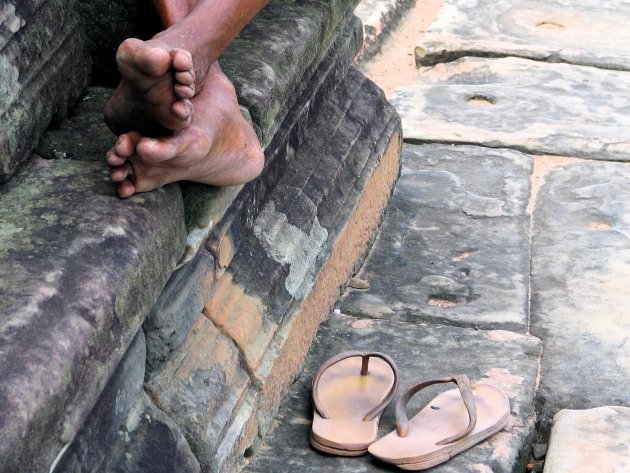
(354, 0), (415, 62)
(206, 18), (363, 272)
(392, 57), (630, 161)
(106, 392), (201, 473)
(246, 313), (541, 473)
(220, 0), (361, 147)
(35, 10), (363, 260)
(75, 0), (160, 87)
(341, 144), (531, 330)
(183, 15), (363, 251)
(543, 407), (630, 473)
(147, 66), (401, 470)
(144, 249), (215, 379)
(54, 330), (146, 472)
(0, 0), (91, 182)
(530, 162), (630, 435)
(145, 314), (251, 472)
(415, 0), (630, 70)
(36, 87), (115, 161)
(0, 157), (186, 473)
(249, 71), (402, 439)
(205, 67), (401, 379)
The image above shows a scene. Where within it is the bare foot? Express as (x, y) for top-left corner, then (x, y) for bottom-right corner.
(104, 38), (196, 135)
(106, 62), (264, 198)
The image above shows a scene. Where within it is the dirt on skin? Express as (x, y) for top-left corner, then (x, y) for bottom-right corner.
(360, 0), (443, 97)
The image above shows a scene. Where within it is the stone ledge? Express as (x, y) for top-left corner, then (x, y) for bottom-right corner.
(0, 158), (186, 472)
(36, 8), (363, 262)
(0, 0), (91, 182)
(354, 0), (415, 63)
(146, 67), (402, 471)
(341, 143), (533, 331)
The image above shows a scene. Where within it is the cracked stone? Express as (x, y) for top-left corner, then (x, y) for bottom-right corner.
(415, 0), (630, 71)
(392, 57), (630, 161)
(341, 144), (532, 330)
(530, 161), (630, 434)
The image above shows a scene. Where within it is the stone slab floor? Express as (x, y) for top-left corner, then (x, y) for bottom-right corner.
(246, 0), (630, 471)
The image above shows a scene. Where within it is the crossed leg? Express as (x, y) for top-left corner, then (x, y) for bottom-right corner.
(105, 0), (268, 197)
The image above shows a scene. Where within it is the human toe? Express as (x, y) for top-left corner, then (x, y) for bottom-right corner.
(118, 179), (136, 198)
(134, 46), (172, 77)
(171, 49), (193, 72)
(171, 99), (193, 121)
(136, 137), (178, 163)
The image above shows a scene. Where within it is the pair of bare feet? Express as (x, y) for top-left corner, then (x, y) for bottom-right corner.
(104, 22), (264, 198)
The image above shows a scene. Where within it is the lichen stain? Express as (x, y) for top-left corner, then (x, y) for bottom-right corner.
(253, 201), (328, 299)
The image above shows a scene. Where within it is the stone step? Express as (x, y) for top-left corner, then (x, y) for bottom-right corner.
(36, 7), (364, 263)
(0, 160), (186, 473)
(391, 57), (630, 161)
(414, 0), (630, 70)
(341, 143), (532, 331)
(0, 0), (90, 182)
(530, 161), (630, 436)
(543, 407), (630, 472)
(354, 0), (416, 63)
(1, 3), (370, 471)
(141, 67), (402, 473)
(245, 313), (541, 472)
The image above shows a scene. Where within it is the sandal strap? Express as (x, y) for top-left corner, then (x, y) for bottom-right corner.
(395, 375), (477, 445)
(312, 351), (399, 422)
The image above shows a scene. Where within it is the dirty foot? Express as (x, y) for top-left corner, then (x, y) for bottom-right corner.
(104, 38), (196, 135)
(106, 62), (264, 198)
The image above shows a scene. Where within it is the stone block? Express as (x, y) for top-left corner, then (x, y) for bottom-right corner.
(145, 314), (251, 472)
(354, 0), (415, 62)
(246, 313), (541, 473)
(105, 392), (201, 473)
(144, 249), (215, 379)
(392, 57), (630, 161)
(36, 87), (116, 162)
(341, 144), (532, 331)
(183, 14), (363, 254)
(543, 407), (630, 473)
(206, 17), (363, 273)
(0, 0), (91, 182)
(206, 68), (401, 391)
(0, 157), (186, 472)
(415, 0), (630, 70)
(53, 330), (146, 472)
(253, 72), (403, 433)
(530, 162), (630, 434)
(220, 0), (361, 147)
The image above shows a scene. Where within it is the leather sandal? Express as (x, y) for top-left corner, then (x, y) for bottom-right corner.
(310, 351), (399, 456)
(368, 375), (509, 470)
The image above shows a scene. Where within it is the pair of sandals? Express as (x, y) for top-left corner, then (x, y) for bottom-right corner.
(310, 351), (510, 470)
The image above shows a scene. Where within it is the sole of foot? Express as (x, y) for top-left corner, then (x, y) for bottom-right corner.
(106, 62), (264, 198)
(104, 37), (197, 136)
